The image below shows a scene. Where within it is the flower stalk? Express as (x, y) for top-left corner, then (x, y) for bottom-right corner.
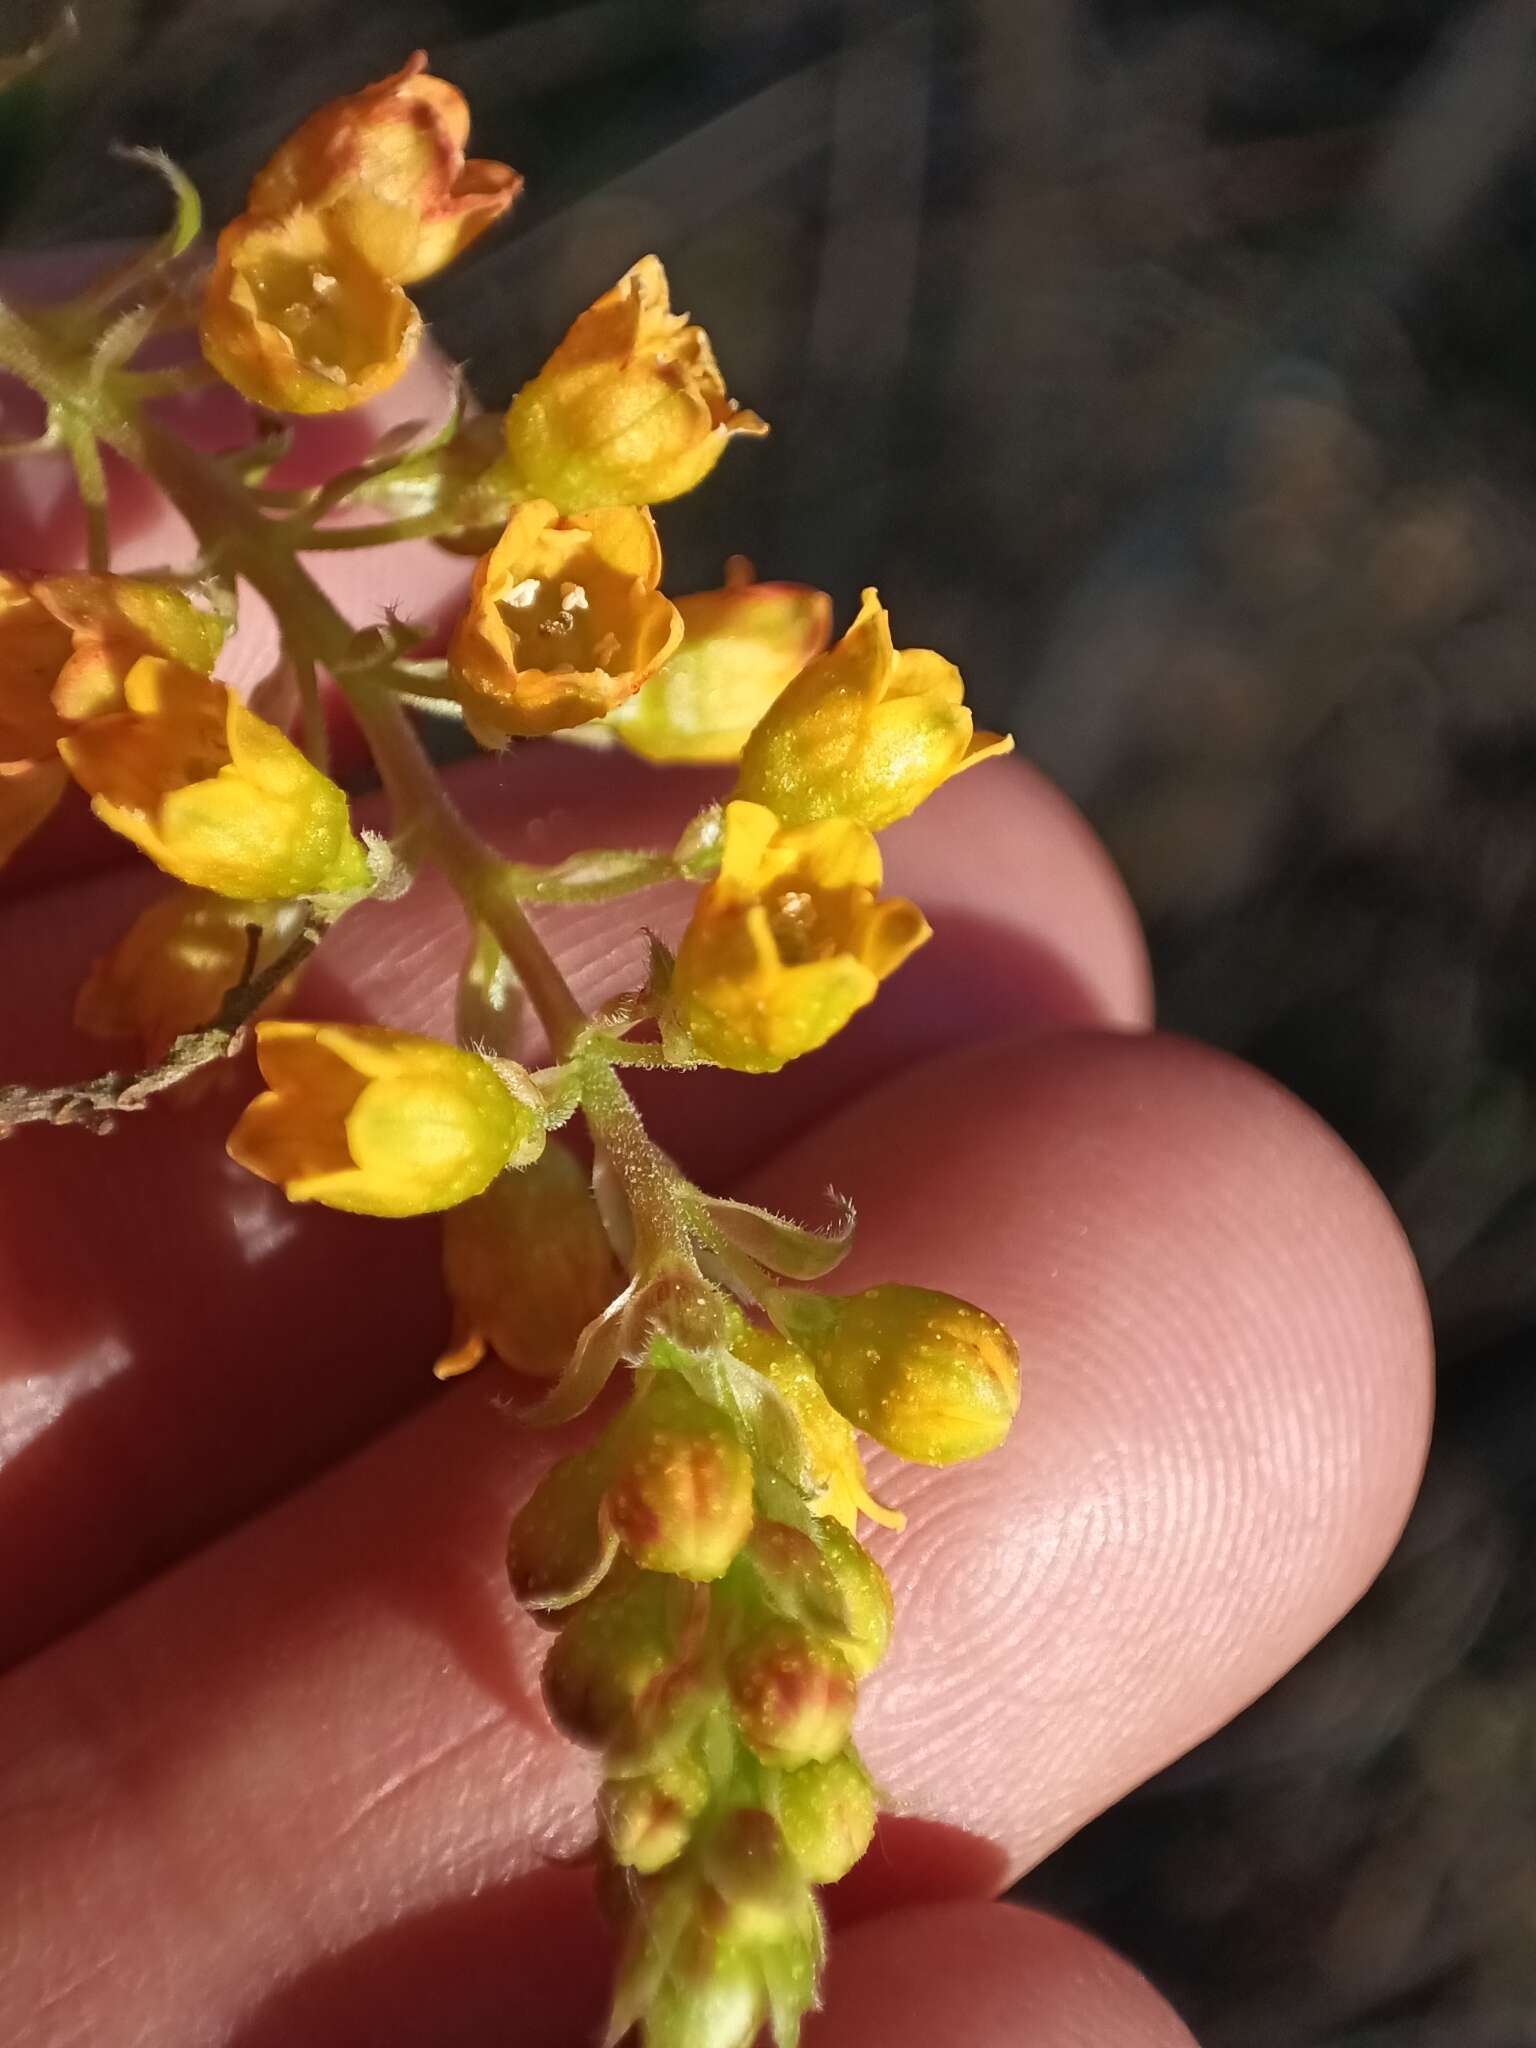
(0, 52), (1023, 2047)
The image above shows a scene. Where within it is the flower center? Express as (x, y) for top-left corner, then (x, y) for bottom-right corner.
(498, 577), (620, 675)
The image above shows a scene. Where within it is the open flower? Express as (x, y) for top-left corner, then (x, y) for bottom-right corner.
(227, 1022), (544, 1218)
(606, 558), (832, 765)
(201, 207), (421, 415)
(733, 1322), (901, 1532)
(200, 53), (517, 413)
(503, 255), (767, 512)
(58, 656), (369, 899)
(671, 799), (929, 1073)
(449, 500), (682, 741)
(75, 889), (304, 1064)
(246, 49), (521, 286)
(0, 573), (74, 866)
(735, 587), (1013, 831)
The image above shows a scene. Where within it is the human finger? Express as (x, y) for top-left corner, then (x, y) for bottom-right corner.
(0, 752), (1146, 1666)
(0, 1031), (1428, 2045)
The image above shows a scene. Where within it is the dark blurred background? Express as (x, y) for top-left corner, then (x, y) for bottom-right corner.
(5, 2), (1536, 2041)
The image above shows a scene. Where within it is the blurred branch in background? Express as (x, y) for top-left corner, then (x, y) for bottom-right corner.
(7, 3), (1536, 2043)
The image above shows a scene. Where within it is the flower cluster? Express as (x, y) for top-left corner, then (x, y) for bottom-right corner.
(0, 52), (1022, 2048)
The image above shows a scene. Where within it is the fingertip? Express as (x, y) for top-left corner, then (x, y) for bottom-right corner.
(744, 1029), (1433, 1866)
(808, 1902), (1198, 2047)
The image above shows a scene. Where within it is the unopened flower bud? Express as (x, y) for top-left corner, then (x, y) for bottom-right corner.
(436, 1141), (620, 1380)
(644, 1936), (765, 2048)
(727, 1619), (856, 1768)
(699, 1809), (807, 1944)
(605, 1376), (754, 1583)
(774, 1748), (877, 1884)
(506, 1448), (614, 1617)
(75, 889), (303, 1064)
(785, 1284), (1020, 1465)
(541, 1568), (687, 1751)
(816, 1521), (893, 1678)
(600, 1747), (712, 1874)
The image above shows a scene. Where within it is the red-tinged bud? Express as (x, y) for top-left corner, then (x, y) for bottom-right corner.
(506, 1448), (614, 1619)
(541, 1569), (687, 1750)
(605, 1376), (754, 1583)
(727, 1620), (856, 1768)
(742, 1520), (847, 1639)
(600, 1746), (711, 1874)
(774, 1749), (877, 1884)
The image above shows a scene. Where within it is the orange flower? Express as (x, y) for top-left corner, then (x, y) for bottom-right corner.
(503, 256), (767, 512)
(75, 889), (303, 1064)
(201, 208), (421, 416)
(200, 53), (518, 413)
(246, 49), (521, 286)
(449, 500), (682, 741)
(0, 572), (74, 867)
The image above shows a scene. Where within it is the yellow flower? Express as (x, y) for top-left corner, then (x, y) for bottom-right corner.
(787, 1285), (1020, 1466)
(606, 558), (832, 765)
(58, 656), (370, 899)
(75, 889), (303, 1064)
(671, 799), (929, 1073)
(435, 1141), (620, 1380)
(502, 255), (767, 512)
(227, 1021), (544, 1218)
(245, 50), (520, 286)
(733, 1322), (901, 1532)
(200, 54), (517, 414)
(0, 572), (74, 866)
(448, 500), (682, 741)
(200, 207), (421, 415)
(735, 587), (1013, 831)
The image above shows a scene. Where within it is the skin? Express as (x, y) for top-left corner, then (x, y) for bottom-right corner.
(0, 341), (1433, 2048)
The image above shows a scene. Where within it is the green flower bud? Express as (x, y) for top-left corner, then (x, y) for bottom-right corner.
(505, 1447), (615, 1619)
(606, 1376), (755, 1582)
(817, 1520), (893, 1678)
(600, 1747), (711, 1874)
(727, 1619), (856, 1768)
(784, 1284), (1020, 1465)
(774, 1749), (877, 1883)
(540, 1569), (684, 1750)
(644, 1932), (765, 2048)
(699, 1809), (808, 1945)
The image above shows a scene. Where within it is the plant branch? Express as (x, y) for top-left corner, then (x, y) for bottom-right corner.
(0, 907), (330, 1135)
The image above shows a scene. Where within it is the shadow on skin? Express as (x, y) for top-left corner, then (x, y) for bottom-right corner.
(222, 1818), (1007, 2048)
